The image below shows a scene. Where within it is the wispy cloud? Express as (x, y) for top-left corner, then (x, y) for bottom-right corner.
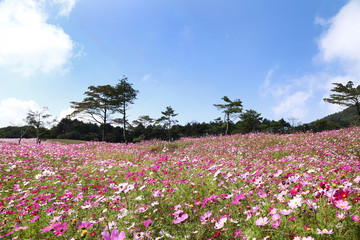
(142, 73), (152, 82)
(261, 0), (360, 122)
(53, 0), (77, 17)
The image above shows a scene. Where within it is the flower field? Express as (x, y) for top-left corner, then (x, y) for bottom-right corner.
(1, 128), (360, 239)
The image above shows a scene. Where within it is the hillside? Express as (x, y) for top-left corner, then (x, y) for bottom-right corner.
(322, 106), (360, 126)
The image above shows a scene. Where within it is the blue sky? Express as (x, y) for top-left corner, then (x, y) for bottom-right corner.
(1, 0), (360, 127)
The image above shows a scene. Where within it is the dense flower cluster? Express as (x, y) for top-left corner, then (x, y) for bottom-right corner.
(1, 127), (360, 239)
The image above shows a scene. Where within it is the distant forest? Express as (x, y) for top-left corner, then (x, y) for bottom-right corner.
(0, 105), (359, 143)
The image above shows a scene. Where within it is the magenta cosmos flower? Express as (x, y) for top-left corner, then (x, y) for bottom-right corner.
(76, 221), (93, 229)
(143, 219), (152, 228)
(352, 215), (360, 222)
(101, 229), (125, 240)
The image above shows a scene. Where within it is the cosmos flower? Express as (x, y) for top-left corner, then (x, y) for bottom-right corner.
(101, 229), (125, 240)
(143, 219), (152, 227)
(200, 211), (212, 225)
(352, 215), (360, 222)
(335, 200), (351, 211)
(76, 221), (93, 229)
(173, 210), (188, 224)
(289, 184), (302, 195)
(288, 197), (303, 209)
(317, 228), (333, 234)
(255, 217), (269, 226)
(214, 216), (227, 229)
(279, 209), (293, 215)
(272, 220), (280, 228)
(337, 211), (346, 220)
(15, 226), (28, 231)
(271, 214), (280, 221)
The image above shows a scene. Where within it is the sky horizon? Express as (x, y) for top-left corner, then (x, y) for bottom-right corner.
(1, 0), (360, 128)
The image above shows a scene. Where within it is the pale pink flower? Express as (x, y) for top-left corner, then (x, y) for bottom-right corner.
(337, 211), (346, 220)
(173, 210), (188, 224)
(335, 200), (351, 211)
(279, 209), (293, 215)
(214, 216), (227, 229)
(288, 197), (302, 209)
(269, 208), (277, 215)
(271, 214), (280, 221)
(200, 211), (212, 225)
(255, 217), (269, 226)
(272, 220), (280, 228)
(317, 228), (333, 234)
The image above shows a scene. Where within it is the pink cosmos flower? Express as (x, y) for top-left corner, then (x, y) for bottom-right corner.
(269, 208), (277, 215)
(232, 193), (246, 205)
(101, 229), (125, 240)
(143, 219), (152, 228)
(15, 226), (28, 231)
(337, 211), (346, 220)
(76, 221), (93, 229)
(271, 214), (280, 221)
(40, 222), (61, 233)
(288, 197), (303, 209)
(279, 209), (293, 215)
(272, 220), (280, 228)
(335, 200), (351, 211)
(317, 228), (333, 234)
(173, 210), (188, 224)
(30, 216), (39, 223)
(255, 217), (269, 226)
(214, 216), (227, 229)
(200, 211), (212, 225)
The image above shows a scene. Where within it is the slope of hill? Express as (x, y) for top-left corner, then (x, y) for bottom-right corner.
(322, 106), (360, 126)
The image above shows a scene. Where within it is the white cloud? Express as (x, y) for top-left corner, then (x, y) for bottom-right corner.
(59, 107), (74, 120)
(262, 0), (360, 122)
(273, 91), (312, 120)
(318, 0), (360, 70)
(0, 98), (42, 127)
(259, 69), (273, 97)
(142, 73), (152, 82)
(53, 0), (76, 17)
(0, 0), (75, 76)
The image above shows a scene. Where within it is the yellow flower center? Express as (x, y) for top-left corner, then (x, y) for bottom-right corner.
(261, 221), (264, 224)
(324, 230), (328, 233)
(82, 230), (88, 235)
(341, 204), (344, 208)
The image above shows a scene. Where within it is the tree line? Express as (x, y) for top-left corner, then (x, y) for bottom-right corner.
(1, 78), (360, 143)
